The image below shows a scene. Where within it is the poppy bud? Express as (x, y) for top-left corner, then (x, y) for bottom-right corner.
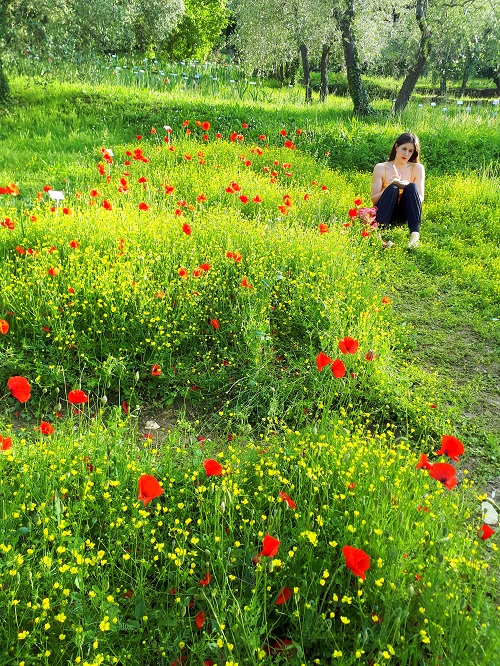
(220, 501), (225, 512)
(55, 403), (61, 411)
(135, 372), (140, 382)
(55, 387), (60, 393)
(101, 395), (108, 404)
(409, 585), (415, 596)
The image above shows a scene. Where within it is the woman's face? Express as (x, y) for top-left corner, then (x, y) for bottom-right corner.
(394, 142), (415, 163)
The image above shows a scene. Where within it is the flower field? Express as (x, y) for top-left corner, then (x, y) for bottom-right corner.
(1, 73), (499, 665)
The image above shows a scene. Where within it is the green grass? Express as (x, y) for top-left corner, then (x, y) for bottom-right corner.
(0, 70), (499, 665)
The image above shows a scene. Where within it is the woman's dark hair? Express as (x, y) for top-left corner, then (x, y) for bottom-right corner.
(388, 132), (420, 163)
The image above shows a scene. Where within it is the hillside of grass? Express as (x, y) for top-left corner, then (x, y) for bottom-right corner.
(0, 70), (499, 666)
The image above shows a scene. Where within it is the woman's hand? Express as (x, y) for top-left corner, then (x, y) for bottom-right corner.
(389, 177), (409, 188)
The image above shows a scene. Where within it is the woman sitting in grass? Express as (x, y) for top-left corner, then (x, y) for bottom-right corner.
(371, 132), (425, 249)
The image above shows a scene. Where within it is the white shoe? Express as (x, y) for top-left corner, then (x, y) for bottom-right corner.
(408, 232), (420, 249)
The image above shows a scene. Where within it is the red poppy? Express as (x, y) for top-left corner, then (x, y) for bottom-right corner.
(276, 587), (292, 605)
(0, 319), (9, 334)
(151, 364), (162, 376)
(7, 376), (31, 403)
(137, 474), (164, 506)
(280, 129), (287, 136)
(259, 534), (280, 557)
(48, 267), (60, 276)
(353, 198), (362, 206)
(102, 200), (112, 210)
(338, 336), (359, 354)
(36, 421), (54, 435)
(296, 128), (302, 135)
(122, 400), (129, 415)
(233, 251), (242, 262)
(319, 223), (329, 234)
(253, 195), (262, 203)
(203, 459), (223, 476)
(428, 462), (457, 490)
(278, 491), (296, 509)
(240, 276), (253, 288)
(361, 229), (370, 237)
(182, 223), (191, 236)
(239, 194), (249, 204)
(201, 121), (210, 131)
(365, 350), (376, 361)
(200, 263), (210, 272)
(210, 319), (220, 330)
(331, 359), (346, 378)
(138, 202), (149, 211)
(435, 435), (464, 461)
(195, 610), (206, 629)
(199, 571), (211, 586)
(479, 524), (495, 541)
(342, 545), (371, 580)
(1, 434), (13, 451)
(69, 240), (80, 249)
(67, 389), (88, 404)
(197, 193), (207, 203)
(415, 453), (433, 470)
(316, 352), (332, 371)
(178, 267), (188, 279)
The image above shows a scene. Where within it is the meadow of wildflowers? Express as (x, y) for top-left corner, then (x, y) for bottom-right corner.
(1, 71), (499, 665)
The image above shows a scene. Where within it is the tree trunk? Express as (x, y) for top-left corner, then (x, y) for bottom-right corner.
(0, 57), (9, 105)
(320, 43), (330, 102)
(493, 68), (500, 93)
(393, 0), (432, 115)
(299, 42), (311, 102)
(460, 52), (471, 97)
(0, 1), (10, 105)
(333, 0), (371, 116)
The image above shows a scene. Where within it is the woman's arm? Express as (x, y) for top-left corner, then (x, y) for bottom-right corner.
(413, 163), (425, 201)
(371, 163), (386, 205)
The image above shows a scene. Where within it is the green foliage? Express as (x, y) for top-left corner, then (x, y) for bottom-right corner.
(162, 0), (230, 60)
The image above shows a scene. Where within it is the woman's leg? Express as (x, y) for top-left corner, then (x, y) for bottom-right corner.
(375, 184), (399, 226)
(399, 183), (422, 233)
